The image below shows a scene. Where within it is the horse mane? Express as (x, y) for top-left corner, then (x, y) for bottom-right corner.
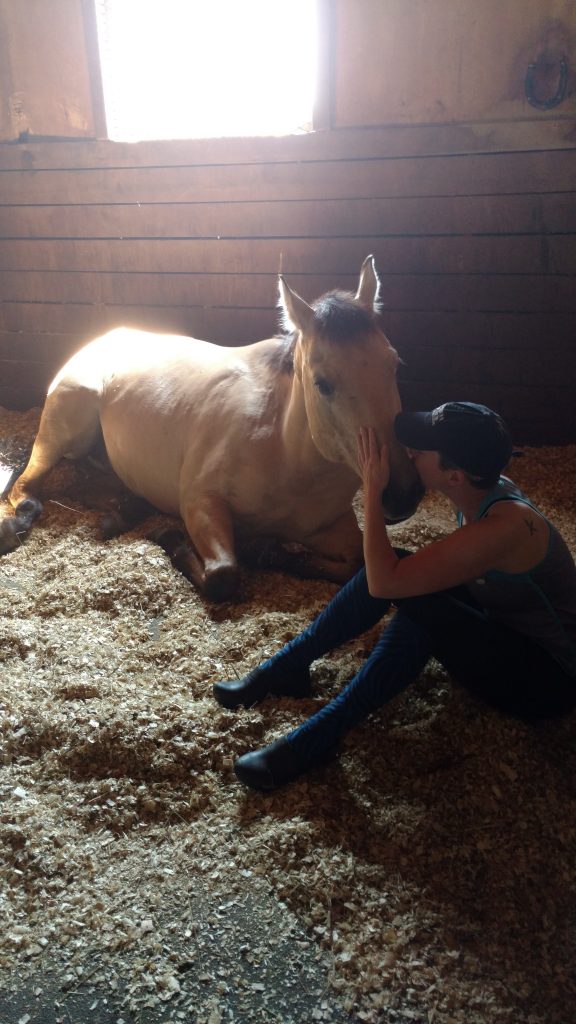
(312, 290), (378, 341)
(265, 332), (297, 375)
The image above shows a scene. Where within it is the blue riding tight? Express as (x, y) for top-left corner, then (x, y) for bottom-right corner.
(260, 564), (576, 762)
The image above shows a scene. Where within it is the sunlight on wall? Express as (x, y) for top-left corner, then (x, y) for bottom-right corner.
(95, 0), (317, 141)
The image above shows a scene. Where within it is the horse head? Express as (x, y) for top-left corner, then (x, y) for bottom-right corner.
(278, 256), (423, 522)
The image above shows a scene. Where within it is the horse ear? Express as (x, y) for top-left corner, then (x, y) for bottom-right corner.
(278, 275), (315, 335)
(355, 255), (382, 312)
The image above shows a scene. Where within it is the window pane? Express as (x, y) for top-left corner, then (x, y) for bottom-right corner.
(95, 0), (317, 140)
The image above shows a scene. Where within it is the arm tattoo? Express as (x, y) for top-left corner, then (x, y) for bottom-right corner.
(524, 517), (537, 536)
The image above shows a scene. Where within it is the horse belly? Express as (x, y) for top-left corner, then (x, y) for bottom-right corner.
(100, 405), (183, 515)
(99, 382), (272, 518)
(231, 465), (359, 542)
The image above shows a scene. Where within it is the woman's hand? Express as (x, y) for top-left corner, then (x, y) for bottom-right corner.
(357, 426), (391, 497)
(357, 426), (398, 596)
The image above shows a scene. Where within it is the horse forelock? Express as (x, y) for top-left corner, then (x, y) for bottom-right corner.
(311, 290), (378, 342)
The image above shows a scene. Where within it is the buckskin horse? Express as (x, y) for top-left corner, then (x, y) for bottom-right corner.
(0, 257), (422, 600)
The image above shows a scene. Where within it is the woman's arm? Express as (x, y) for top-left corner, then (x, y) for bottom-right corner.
(358, 427), (521, 599)
(357, 426), (401, 591)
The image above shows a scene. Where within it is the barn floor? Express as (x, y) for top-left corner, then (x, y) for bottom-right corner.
(0, 874), (348, 1023)
(1, 406), (576, 1024)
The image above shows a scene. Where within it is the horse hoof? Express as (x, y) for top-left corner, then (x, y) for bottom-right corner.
(15, 497), (43, 523)
(100, 511), (128, 540)
(203, 566), (239, 603)
(0, 517), (21, 554)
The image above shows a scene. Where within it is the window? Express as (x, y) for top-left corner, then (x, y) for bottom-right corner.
(94, 0), (318, 141)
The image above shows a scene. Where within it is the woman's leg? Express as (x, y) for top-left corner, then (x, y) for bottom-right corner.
(234, 608), (432, 789)
(234, 588), (576, 789)
(268, 566), (393, 669)
(214, 566), (392, 708)
(399, 592), (576, 720)
(285, 608), (432, 756)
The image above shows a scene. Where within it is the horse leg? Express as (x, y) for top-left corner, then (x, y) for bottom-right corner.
(301, 509), (365, 581)
(252, 509), (364, 584)
(0, 384), (101, 554)
(100, 494), (155, 540)
(168, 494), (239, 602)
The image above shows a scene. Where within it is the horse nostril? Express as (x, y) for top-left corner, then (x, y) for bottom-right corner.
(380, 478), (424, 521)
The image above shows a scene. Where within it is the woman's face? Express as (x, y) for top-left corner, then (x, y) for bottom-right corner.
(405, 448), (447, 491)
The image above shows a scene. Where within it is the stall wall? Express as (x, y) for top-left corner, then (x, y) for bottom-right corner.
(0, 0), (575, 443)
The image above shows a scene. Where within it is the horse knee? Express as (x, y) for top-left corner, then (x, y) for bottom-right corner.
(180, 495), (238, 598)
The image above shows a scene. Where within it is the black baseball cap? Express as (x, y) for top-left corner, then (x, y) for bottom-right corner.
(394, 402), (514, 479)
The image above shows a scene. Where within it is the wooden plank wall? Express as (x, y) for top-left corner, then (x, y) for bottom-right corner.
(0, 126), (575, 443)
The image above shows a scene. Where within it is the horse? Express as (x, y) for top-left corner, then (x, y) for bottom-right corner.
(0, 257), (423, 601)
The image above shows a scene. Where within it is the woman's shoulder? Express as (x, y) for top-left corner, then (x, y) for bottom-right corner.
(483, 490), (551, 573)
(479, 476), (542, 516)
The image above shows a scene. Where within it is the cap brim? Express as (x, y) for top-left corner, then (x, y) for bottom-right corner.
(394, 411), (436, 450)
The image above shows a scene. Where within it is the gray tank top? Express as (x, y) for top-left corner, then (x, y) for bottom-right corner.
(459, 477), (576, 676)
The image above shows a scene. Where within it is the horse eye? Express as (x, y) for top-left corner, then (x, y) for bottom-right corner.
(314, 377), (334, 398)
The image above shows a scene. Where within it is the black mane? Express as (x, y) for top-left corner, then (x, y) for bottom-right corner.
(265, 333), (296, 375)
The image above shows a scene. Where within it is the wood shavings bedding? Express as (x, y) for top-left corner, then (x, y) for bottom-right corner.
(1, 405), (575, 1024)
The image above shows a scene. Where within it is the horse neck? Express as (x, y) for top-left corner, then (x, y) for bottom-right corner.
(280, 373), (315, 463)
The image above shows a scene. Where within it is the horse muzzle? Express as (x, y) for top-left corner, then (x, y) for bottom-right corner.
(380, 477), (424, 523)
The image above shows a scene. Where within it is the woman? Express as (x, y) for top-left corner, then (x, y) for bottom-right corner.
(214, 402), (576, 791)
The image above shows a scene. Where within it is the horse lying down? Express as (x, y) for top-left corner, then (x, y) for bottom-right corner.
(0, 257), (422, 601)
